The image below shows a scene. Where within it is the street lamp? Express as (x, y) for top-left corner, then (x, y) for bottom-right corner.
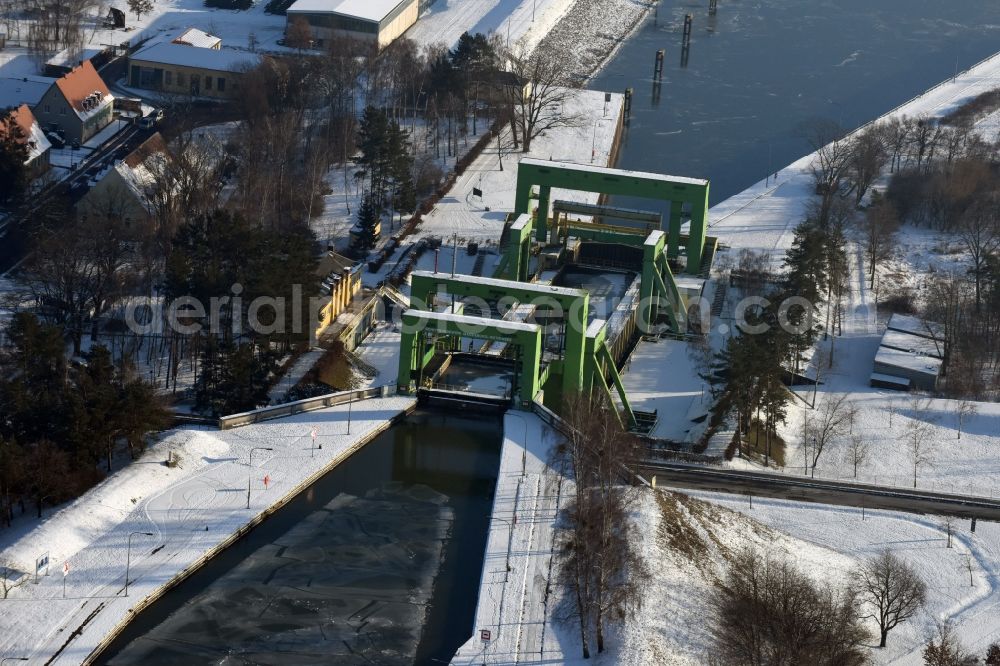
(247, 447), (274, 509)
(125, 531), (154, 597)
(491, 517), (514, 582)
(506, 413), (530, 476)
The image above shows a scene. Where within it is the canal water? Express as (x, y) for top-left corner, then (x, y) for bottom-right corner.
(98, 410), (502, 665)
(591, 0), (1000, 207)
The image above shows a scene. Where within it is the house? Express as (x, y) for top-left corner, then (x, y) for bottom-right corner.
(477, 70), (533, 106)
(76, 132), (170, 226)
(870, 314), (945, 392)
(315, 252), (363, 337)
(128, 42), (259, 99)
(1, 104), (52, 177)
(32, 61), (114, 144)
(285, 0), (418, 48)
(172, 27), (222, 49)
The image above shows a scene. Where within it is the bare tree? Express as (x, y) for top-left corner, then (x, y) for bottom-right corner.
(846, 433), (869, 479)
(957, 198), (1000, 312)
(909, 116), (942, 172)
(126, 0), (152, 20)
(1, 557), (28, 599)
(800, 118), (854, 225)
(858, 196), (899, 289)
(845, 122), (889, 206)
(957, 399), (978, 440)
(285, 17), (312, 53)
(856, 549), (927, 648)
(903, 398), (937, 488)
(502, 43), (584, 153)
(923, 620), (978, 666)
(711, 548), (870, 666)
(941, 515), (956, 549)
(557, 392), (647, 657)
(807, 393), (852, 476)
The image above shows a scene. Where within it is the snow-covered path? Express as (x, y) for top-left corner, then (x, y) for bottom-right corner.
(0, 396), (415, 664)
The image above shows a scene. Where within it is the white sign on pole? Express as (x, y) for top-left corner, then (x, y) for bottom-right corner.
(35, 552), (49, 580)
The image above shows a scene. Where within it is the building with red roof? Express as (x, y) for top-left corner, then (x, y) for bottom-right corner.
(32, 60), (114, 144)
(1, 104), (52, 176)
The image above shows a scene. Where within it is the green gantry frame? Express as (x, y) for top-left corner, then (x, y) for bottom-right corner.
(398, 309), (543, 407)
(497, 216), (684, 331)
(407, 271), (590, 400)
(513, 158), (710, 273)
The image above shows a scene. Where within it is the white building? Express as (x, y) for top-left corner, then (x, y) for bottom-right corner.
(285, 0), (418, 48)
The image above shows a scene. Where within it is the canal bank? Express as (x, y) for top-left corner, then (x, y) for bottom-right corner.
(96, 408), (504, 665)
(0, 394), (416, 664)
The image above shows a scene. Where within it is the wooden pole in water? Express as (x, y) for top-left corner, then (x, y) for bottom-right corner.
(709, 0), (718, 15)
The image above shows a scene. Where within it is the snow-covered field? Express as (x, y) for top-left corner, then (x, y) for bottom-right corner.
(0, 395), (414, 664)
(690, 491), (1000, 665)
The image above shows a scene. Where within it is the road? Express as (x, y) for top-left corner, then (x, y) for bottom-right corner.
(0, 121), (148, 274)
(641, 461), (1000, 522)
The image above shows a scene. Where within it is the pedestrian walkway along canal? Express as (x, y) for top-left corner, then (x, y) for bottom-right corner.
(97, 410), (502, 665)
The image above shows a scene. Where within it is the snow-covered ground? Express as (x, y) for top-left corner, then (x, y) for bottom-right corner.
(353, 321), (402, 388)
(406, 0), (578, 53)
(452, 411), (571, 664)
(621, 337), (710, 442)
(689, 490), (1000, 665)
(412, 88), (624, 244)
(0, 395), (414, 664)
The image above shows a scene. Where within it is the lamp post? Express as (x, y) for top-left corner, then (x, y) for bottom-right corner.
(247, 447), (274, 509)
(491, 516), (514, 582)
(2, 658), (29, 665)
(125, 531), (153, 597)
(506, 413), (530, 476)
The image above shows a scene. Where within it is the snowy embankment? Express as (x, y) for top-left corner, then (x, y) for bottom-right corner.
(406, 0), (578, 53)
(692, 491), (1000, 665)
(710, 49), (1000, 494)
(0, 395), (415, 664)
(619, 488), (858, 665)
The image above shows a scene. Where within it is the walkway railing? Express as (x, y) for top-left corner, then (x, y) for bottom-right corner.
(218, 385), (396, 429)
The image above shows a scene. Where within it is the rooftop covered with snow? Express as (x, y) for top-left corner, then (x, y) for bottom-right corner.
(172, 27), (223, 49)
(285, 0), (411, 22)
(131, 42), (260, 73)
(519, 157), (709, 187)
(0, 75), (53, 110)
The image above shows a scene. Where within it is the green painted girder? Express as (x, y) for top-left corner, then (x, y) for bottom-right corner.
(397, 309), (543, 407)
(409, 271), (590, 397)
(514, 158), (710, 273)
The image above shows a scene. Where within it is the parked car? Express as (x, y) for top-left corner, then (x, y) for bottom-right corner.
(139, 108), (164, 128)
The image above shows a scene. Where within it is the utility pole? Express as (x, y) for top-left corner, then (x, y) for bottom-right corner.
(247, 447), (273, 509)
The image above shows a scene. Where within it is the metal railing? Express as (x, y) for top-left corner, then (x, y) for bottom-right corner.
(218, 385), (396, 429)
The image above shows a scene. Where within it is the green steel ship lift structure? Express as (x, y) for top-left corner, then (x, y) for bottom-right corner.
(397, 160), (717, 429)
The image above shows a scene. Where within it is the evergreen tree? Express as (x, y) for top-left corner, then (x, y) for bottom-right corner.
(354, 191), (380, 253)
(388, 122), (416, 215)
(356, 106), (392, 207)
(0, 113), (29, 204)
(783, 219), (829, 306)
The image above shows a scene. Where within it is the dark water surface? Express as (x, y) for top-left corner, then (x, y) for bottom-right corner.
(591, 0), (1000, 207)
(98, 410), (502, 665)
